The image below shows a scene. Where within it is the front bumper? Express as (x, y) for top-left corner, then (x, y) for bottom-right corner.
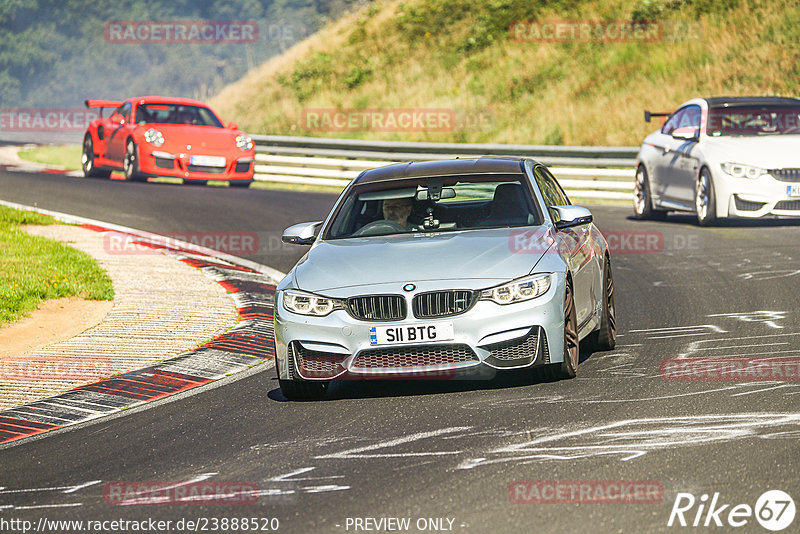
(139, 146), (254, 181)
(718, 172), (800, 218)
(274, 277), (566, 381)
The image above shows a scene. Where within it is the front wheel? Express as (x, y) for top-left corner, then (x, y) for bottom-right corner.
(541, 282), (579, 380)
(229, 179), (253, 188)
(695, 167), (717, 226)
(279, 379), (329, 401)
(82, 135), (111, 178)
(124, 140), (144, 181)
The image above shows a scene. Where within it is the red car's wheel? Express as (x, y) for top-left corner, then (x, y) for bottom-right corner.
(124, 140), (145, 182)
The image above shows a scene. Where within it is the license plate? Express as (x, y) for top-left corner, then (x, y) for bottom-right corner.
(369, 323), (454, 346)
(190, 155), (226, 167)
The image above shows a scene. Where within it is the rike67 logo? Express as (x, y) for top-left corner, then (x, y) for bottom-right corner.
(668, 490), (795, 531)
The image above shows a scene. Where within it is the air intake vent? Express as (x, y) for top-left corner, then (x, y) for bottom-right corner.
(734, 196), (766, 212)
(412, 290), (477, 319)
(347, 295), (406, 321)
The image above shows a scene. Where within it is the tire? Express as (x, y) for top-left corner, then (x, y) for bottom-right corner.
(276, 350), (329, 401)
(229, 180), (253, 188)
(541, 282), (579, 380)
(81, 135), (111, 179)
(279, 379), (328, 401)
(695, 167), (717, 226)
(633, 164), (667, 220)
(586, 255), (617, 351)
(123, 140), (144, 181)
(184, 179), (208, 186)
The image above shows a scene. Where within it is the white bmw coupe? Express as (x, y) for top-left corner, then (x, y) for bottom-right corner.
(634, 96), (800, 225)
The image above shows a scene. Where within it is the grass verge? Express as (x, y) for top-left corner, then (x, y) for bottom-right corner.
(18, 144), (81, 170)
(0, 206), (114, 327)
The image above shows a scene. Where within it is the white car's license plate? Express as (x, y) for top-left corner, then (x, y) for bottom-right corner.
(787, 185), (800, 197)
(369, 323), (454, 346)
(190, 155), (226, 167)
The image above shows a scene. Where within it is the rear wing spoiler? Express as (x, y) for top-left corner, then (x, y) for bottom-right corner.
(644, 110), (672, 123)
(85, 99), (123, 109)
(85, 99), (123, 119)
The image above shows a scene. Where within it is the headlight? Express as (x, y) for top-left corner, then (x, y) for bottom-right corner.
(721, 162), (766, 179)
(282, 290), (343, 316)
(144, 129), (164, 147)
(235, 134), (253, 150)
(480, 274), (552, 305)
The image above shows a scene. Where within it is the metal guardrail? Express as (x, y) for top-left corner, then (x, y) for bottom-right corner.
(250, 134), (638, 200)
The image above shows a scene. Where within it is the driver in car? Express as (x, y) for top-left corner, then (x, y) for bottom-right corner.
(381, 197), (415, 229)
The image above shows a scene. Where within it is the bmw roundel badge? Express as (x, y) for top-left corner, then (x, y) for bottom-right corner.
(403, 283), (416, 292)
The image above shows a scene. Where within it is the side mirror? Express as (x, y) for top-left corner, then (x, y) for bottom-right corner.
(552, 205), (593, 230)
(282, 221), (322, 245)
(227, 121), (239, 130)
(110, 114), (124, 125)
(672, 126), (699, 141)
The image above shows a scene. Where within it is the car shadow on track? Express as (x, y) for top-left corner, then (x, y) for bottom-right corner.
(626, 213), (800, 227)
(266, 350), (601, 402)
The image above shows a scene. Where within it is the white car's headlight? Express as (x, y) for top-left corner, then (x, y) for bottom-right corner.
(144, 128), (164, 147)
(480, 274), (552, 305)
(283, 290), (343, 316)
(235, 134), (253, 150)
(721, 162), (766, 179)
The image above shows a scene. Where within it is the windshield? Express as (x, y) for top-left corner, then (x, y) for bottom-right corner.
(706, 104), (800, 136)
(135, 103), (223, 127)
(325, 174), (542, 239)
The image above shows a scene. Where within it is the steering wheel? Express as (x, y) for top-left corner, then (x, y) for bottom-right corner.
(354, 220), (407, 236)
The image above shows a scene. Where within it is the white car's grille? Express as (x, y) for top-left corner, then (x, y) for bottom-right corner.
(352, 344), (477, 370)
(774, 200), (800, 211)
(346, 295), (406, 321)
(770, 168), (800, 182)
(412, 290), (477, 319)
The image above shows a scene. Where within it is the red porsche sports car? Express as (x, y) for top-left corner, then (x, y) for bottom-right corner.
(82, 96), (255, 186)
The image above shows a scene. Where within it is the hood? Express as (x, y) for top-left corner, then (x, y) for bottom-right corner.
(294, 227), (554, 293)
(144, 124), (241, 151)
(702, 135), (800, 169)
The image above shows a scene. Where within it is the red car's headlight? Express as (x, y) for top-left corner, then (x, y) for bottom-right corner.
(145, 129), (164, 147)
(235, 134), (253, 151)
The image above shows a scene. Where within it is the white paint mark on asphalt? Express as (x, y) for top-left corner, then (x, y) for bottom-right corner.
(269, 467), (344, 482)
(63, 480), (102, 493)
(739, 269), (800, 281)
(456, 413), (800, 470)
(0, 480), (102, 494)
(315, 427), (472, 459)
(707, 310), (786, 329)
(12, 503), (83, 510)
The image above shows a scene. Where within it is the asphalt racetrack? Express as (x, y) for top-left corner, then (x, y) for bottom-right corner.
(1, 168), (799, 533)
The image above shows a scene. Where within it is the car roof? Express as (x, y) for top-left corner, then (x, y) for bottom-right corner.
(128, 96), (211, 107)
(353, 157), (527, 184)
(704, 96), (800, 107)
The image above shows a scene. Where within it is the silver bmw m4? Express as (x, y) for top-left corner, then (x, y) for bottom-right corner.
(274, 157), (616, 400)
